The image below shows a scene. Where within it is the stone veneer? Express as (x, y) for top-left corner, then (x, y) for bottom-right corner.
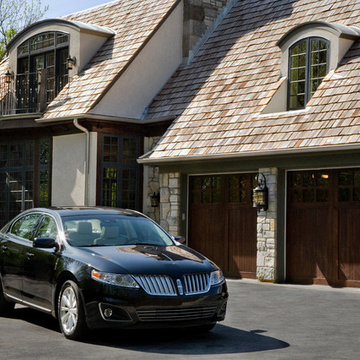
(256, 167), (278, 282)
(143, 137), (161, 223)
(183, 0), (231, 60)
(159, 172), (181, 235)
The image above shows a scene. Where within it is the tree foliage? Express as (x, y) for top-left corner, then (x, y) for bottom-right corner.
(0, 0), (48, 60)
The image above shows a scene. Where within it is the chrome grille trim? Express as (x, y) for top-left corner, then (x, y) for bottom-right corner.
(137, 305), (217, 322)
(183, 273), (211, 295)
(133, 275), (177, 296)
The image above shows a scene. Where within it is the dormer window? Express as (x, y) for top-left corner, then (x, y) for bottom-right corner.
(262, 22), (360, 114)
(16, 31), (69, 113)
(288, 37), (329, 110)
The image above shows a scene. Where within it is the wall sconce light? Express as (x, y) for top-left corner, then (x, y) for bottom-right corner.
(150, 192), (160, 207)
(4, 70), (14, 84)
(66, 56), (76, 70)
(253, 173), (268, 211)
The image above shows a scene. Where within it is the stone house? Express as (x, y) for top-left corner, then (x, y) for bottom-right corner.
(1, 0), (360, 288)
(139, 0), (360, 288)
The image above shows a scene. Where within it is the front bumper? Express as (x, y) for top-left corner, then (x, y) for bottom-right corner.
(82, 281), (228, 330)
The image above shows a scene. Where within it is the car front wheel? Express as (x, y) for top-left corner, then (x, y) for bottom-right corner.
(58, 280), (87, 340)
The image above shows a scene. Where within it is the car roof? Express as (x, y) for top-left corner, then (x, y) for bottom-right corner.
(29, 207), (144, 218)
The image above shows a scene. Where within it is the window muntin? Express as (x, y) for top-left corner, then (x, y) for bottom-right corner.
(16, 31), (69, 113)
(0, 138), (51, 226)
(101, 135), (141, 210)
(288, 37), (329, 110)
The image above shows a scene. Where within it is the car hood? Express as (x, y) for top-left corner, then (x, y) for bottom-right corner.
(75, 244), (215, 275)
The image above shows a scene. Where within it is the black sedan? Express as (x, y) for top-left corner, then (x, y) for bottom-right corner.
(0, 207), (228, 340)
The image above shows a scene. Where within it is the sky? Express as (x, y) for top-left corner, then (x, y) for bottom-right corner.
(44, 0), (113, 18)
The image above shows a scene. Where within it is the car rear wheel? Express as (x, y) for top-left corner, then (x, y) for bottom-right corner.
(58, 280), (87, 340)
(0, 279), (15, 316)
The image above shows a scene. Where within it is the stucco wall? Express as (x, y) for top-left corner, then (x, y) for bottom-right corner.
(92, 1), (184, 119)
(51, 132), (97, 206)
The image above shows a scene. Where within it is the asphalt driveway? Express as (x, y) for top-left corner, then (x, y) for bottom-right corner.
(0, 279), (359, 359)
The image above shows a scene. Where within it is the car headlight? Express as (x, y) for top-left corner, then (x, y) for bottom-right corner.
(91, 270), (139, 288)
(210, 270), (225, 286)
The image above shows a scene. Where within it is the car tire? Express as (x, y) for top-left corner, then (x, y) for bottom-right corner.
(58, 280), (87, 340)
(0, 279), (15, 316)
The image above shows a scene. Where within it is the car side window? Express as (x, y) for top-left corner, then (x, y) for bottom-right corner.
(36, 216), (58, 240)
(10, 214), (42, 240)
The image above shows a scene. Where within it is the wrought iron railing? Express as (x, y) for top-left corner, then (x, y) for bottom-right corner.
(0, 70), (68, 116)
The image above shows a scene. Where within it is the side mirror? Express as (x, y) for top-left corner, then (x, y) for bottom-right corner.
(34, 237), (59, 250)
(174, 236), (186, 244)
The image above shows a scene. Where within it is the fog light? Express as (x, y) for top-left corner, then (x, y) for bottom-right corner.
(104, 308), (113, 318)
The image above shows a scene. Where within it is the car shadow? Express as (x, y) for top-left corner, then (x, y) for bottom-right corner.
(12, 306), (59, 331)
(12, 307), (289, 355)
(84, 324), (289, 355)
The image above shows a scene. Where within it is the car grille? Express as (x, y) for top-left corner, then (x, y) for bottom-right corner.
(183, 273), (211, 295)
(133, 275), (178, 296)
(137, 305), (218, 322)
(133, 273), (211, 296)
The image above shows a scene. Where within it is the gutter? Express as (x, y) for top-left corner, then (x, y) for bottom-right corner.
(73, 119), (89, 206)
(35, 113), (176, 124)
(137, 143), (360, 165)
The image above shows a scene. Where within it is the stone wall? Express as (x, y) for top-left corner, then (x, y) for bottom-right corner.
(256, 168), (278, 282)
(159, 171), (181, 236)
(143, 137), (161, 223)
(183, 0), (232, 60)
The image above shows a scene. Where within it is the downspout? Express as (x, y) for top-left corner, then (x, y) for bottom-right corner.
(73, 119), (89, 206)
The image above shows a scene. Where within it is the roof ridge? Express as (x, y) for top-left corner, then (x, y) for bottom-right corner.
(62, 0), (120, 19)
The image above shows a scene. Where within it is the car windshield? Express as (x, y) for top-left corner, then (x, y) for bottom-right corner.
(61, 214), (174, 247)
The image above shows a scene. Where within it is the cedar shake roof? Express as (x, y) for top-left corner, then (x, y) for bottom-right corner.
(40, 0), (179, 120)
(143, 0), (360, 162)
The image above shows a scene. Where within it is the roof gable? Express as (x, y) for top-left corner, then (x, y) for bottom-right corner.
(142, 0), (360, 162)
(39, 0), (179, 121)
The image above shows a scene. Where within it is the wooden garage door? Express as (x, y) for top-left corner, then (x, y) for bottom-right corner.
(189, 174), (257, 278)
(287, 169), (360, 287)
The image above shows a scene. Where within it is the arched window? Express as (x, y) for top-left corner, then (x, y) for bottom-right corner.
(16, 31), (69, 113)
(288, 37), (329, 110)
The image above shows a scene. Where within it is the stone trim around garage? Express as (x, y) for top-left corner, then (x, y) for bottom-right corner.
(256, 167), (278, 282)
(159, 171), (181, 235)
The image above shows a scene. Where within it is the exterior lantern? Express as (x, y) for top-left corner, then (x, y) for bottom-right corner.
(66, 56), (76, 70)
(252, 173), (268, 211)
(150, 192), (160, 207)
(4, 70), (14, 84)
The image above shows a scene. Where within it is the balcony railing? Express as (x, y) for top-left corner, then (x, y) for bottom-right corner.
(0, 70), (68, 116)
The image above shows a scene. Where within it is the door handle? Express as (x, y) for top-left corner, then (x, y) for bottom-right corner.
(26, 252), (35, 259)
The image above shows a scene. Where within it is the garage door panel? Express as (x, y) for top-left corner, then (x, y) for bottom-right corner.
(228, 205), (256, 277)
(287, 168), (360, 287)
(189, 174), (257, 278)
(287, 206), (335, 281)
(189, 204), (227, 271)
(339, 208), (360, 281)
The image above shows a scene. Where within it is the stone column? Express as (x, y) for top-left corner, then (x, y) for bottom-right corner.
(256, 168), (278, 282)
(183, 0), (231, 60)
(159, 172), (181, 236)
(143, 137), (161, 223)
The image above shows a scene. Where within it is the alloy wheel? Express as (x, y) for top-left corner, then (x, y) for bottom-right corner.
(59, 285), (78, 335)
